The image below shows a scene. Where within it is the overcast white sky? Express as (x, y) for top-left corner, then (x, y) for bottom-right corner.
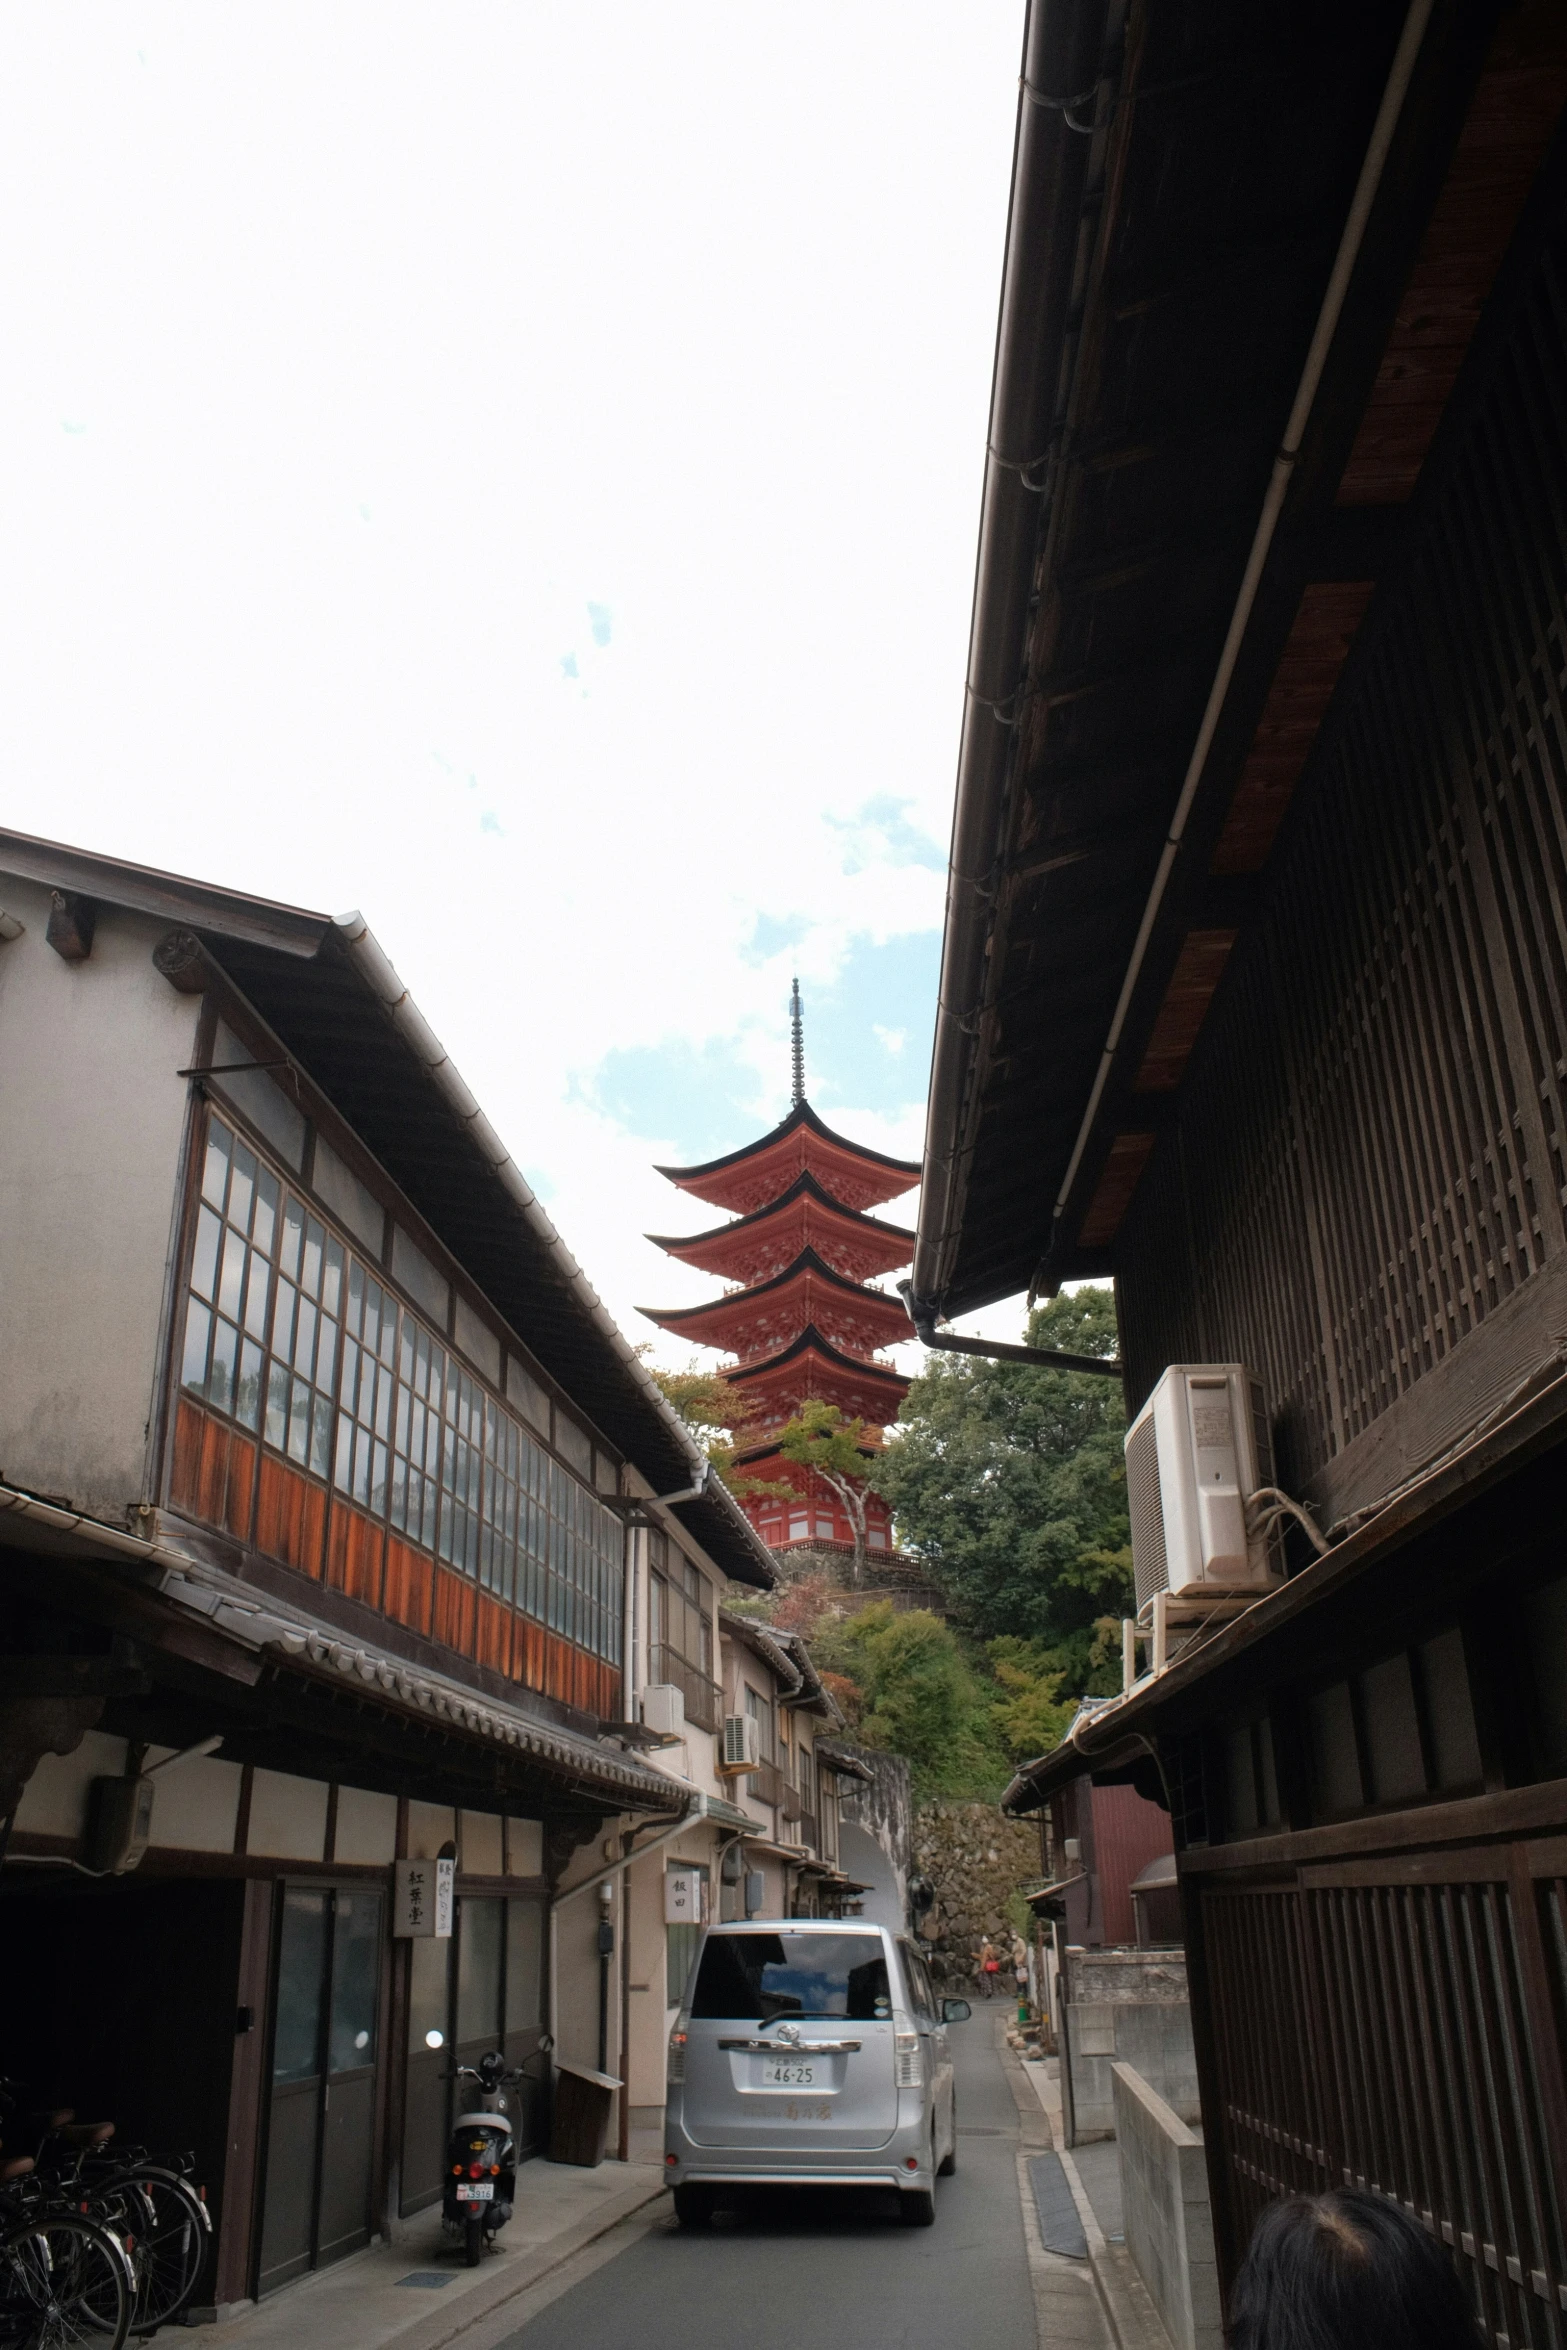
(0, 4), (1033, 1367)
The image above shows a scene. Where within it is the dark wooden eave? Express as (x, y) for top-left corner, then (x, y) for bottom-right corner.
(913, 0), (1567, 1318)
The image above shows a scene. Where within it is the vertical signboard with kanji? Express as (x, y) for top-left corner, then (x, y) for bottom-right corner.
(393, 1855), (455, 1936)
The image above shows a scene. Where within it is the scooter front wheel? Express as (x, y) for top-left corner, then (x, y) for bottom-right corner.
(464, 2215), (483, 2268)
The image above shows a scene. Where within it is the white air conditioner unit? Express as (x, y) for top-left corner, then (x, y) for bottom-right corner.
(721, 1714), (760, 1770)
(641, 1684), (686, 1737)
(1124, 1364), (1282, 1612)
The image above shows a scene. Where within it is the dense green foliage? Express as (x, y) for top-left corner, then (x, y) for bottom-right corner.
(869, 1287), (1132, 1697)
(743, 1592), (1080, 1798)
(809, 1602), (1007, 1797)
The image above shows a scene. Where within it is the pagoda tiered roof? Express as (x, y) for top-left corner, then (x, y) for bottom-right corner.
(647, 1021), (916, 1557)
(723, 1324), (910, 1433)
(646, 1170), (915, 1287)
(656, 1100), (919, 1216)
(637, 1247), (911, 1361)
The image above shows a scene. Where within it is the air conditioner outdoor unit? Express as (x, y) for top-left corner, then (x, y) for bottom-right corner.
(641, 1684), (686, 1737)
(721, 1714), (760, 1770)
(1124, 1363), (1282, 1612)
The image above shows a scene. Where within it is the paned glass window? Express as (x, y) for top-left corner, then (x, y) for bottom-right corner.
(179, 1111), (624, 1666)
(438, 1366), (485, 1575)
(391, 1317), (444, 1552)
(649, 1533), (711, 1678)
(334, 1258), (397, 1515)
(266, 1193), (345, 1479)
(182, 1118), (281, 1433)
(478, 1397), (523, 1605)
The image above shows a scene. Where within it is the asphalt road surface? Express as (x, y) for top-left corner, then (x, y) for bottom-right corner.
(502, 2015), (1039, 2350)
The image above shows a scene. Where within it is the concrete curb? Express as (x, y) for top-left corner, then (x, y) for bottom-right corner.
(376, 2175), (669, 2350)
(1006, 2034), (1174, 2350)
(200, 2168), (669, 2350)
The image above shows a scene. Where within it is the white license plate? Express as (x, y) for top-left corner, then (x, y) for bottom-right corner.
(762, 2060), (817, 2087)
(454, 2182), (494, 2202)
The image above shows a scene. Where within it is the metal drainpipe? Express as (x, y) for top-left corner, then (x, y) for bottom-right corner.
(622, 1516), (640, 1723)
(617, 1827), (635, 2161)
(897, 1279), (1122, 1377)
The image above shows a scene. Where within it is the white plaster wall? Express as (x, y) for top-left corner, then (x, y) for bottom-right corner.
(553, 1852), (619, 2080)
(459, 1809), (504, 1875)
(406, 1800), (456, 1858)
(840, 1817), (904, 1935)
(12, 1731), (129, 1836)
(247, 1769), (329, 1859)
(145, 1747), (244, 1852)
(335, 1784), (398, 1864)
(0, 882), (200, 1517)
(506, 1816), (543, 1875)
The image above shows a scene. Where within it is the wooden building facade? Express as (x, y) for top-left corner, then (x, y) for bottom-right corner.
(0, 833), (774, 2309)
(911, 2), (1567, 2340)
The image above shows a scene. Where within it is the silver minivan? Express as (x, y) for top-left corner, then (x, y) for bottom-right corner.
(664, 1919), (971, 2226)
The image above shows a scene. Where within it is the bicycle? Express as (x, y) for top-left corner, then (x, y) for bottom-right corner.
(0, 2089), (208, 2339)
(30, 2132), (208, 2336)
(0, 2172), (132, 2350)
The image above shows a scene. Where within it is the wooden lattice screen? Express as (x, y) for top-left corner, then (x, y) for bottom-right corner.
(1117, 214), (1567, 1489)
(1198, 1839), (1567, 2347)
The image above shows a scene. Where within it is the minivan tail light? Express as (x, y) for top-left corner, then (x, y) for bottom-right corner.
(668, 2027), (688, 2084)
(894, 2030), (922, 2088)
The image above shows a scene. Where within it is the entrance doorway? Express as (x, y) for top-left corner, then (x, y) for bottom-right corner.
(257, 1885), (384, 2295)
(400, 1894), (545, 2213)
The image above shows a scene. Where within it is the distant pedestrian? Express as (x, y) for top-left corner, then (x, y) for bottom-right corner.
(1229, 2190), (1483, 2350)
(978, 1935), (1001, 1996)
(1011, 1932), (1029, 2011)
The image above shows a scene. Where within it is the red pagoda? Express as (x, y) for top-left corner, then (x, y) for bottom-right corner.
(641, 984), (919, 1558)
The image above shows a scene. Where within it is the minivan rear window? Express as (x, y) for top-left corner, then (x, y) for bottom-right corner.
(690, 1932), (891, 2021)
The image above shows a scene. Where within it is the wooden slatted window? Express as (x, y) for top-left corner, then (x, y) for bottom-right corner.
(1118, 213), (1567, 1495)
(1201, 1858), (1567, 2349)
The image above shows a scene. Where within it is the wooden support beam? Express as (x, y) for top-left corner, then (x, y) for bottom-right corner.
(45, 890), (96, 962)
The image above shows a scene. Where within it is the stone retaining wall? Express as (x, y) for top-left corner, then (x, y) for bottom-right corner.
(910, 1798), (1040, 1991)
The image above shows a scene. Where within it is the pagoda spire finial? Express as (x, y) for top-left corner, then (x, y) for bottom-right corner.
(789, 976), (805, 1108)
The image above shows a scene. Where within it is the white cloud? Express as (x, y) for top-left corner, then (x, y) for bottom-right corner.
(0, 1), (1023, 1352)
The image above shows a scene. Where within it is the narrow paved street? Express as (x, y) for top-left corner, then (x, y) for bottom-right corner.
(500, 2016), (1042, 2350)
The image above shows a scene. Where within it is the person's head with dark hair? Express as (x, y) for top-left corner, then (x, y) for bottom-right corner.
(1229, 2190), (1482, 2350)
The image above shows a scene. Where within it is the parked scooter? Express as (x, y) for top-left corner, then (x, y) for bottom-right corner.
(441, 2041), (551, 2266)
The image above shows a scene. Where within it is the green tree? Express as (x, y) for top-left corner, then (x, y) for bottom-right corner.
(869, 1287), (1132, 1693)
(641, 1355), (791, 1508)
(774, 1398), (877, 1582)
(810, 1601), (1010, 1798)
(985, 1636), (1077, 1760)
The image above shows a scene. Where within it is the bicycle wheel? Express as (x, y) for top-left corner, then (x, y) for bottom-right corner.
(0, 2215), (131, 2350)
(117, 2175), (207, 2334)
